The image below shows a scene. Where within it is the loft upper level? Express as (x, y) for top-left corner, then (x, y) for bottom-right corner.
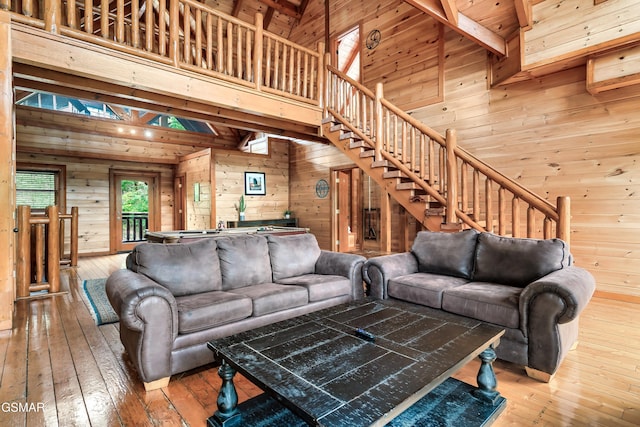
(4, 0), (324, 139)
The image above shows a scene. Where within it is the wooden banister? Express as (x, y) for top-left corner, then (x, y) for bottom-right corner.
(15, 205), (79, 299)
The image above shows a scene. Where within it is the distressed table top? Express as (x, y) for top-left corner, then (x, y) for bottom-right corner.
(208, 298), (504, 426)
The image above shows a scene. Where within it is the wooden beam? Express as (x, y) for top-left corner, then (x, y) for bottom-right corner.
(263, 7), (275, 30)
(439, 0), (458, 25)
(513, 0), (533, 29)
(231, 0), (243, 17)
(404, 0), (506, 56)
(257, 0), (301, 20)
(0, 11), (14, 330)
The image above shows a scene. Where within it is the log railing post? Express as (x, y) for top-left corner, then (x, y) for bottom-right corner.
(16, 206), (31, 299)
(254, 13), (263, 91)
(70, 207), (79, 266)
(556, 196), (570, 246)
(0, 0), (10, 11)
(445, 128), (458, 225)
(23, 0), (33, 17)
(375, 83), (383, 162)
(44, 0), (62, 34)
(317, 42), (325, 108)
(169, 0), (180, 67)
(46, 206), (60, 293)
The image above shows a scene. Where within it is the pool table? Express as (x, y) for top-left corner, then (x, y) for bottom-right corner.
(145, 226), (308, 243)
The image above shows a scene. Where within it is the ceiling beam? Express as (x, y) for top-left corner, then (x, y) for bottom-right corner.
(439, 0), (458, 25)
(514, 0), (533, 29)
(257, 0), (302, 20)
(405, 0), (506, 56)
(231, 0), (243, 17)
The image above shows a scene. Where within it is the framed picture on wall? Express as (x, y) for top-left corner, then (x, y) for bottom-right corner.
(244, 172), (266, 195)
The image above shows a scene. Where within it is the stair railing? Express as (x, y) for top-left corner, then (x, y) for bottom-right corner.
(326, 64), (570, 243)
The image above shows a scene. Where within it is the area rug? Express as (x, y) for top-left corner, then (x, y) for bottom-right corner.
(82, 278), (119, 325)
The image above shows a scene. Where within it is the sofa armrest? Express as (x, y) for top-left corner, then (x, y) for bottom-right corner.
(105, 269), (179, 383)
(519, 266), (596, 329)
(519, 266), (596, 375)
(315, 251), (367, 300)
(362, 253), (419, 299)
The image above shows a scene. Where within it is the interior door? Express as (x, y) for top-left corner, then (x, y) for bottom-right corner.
(110, 170), (160, 253)
(334, 167), (362, 253)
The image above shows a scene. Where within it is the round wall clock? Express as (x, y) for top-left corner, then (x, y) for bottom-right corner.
(315, 179), (329, 198)
(366, 29), (381, 50)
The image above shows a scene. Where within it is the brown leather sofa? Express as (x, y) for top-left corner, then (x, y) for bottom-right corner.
(362, 230), (596, 382)
(106, 233), (365, 390)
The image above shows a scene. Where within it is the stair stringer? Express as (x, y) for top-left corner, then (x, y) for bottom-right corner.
(322, 120), (446, 232)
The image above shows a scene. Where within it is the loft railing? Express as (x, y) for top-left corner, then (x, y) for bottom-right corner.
(4, 0), (324, 105)
(325, 63), (570, 243)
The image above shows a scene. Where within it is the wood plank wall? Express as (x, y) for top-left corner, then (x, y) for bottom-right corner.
(288, 0), (640, 300)
(410, 31), (640, 300)
(290, 0), (441, 110)
(215, 138), (290, 225)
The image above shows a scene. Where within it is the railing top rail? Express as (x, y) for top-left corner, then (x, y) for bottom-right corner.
(327, 64), (375, 98)
(180, 0), (257, 30)
(265, 31), (321, 57)
(379, 97), (446, 145)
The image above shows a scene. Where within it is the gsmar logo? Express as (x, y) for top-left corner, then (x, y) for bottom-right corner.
(1, 401), (45, 412)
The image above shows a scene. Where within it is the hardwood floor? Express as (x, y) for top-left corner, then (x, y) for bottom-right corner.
(0, 254), (638, 426)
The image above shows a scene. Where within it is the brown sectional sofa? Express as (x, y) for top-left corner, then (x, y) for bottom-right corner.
(363, 230), (596, 382)
(106, 233), (366, 390)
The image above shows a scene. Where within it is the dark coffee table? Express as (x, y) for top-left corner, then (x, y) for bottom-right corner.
(207, 298), (506, 426)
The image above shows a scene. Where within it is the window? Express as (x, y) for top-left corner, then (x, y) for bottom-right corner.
(16, 166), (66, 212)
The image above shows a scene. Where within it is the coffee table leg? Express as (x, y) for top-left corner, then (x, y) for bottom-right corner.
(207, 359), (242, 427)
(472, 345), (502, 406)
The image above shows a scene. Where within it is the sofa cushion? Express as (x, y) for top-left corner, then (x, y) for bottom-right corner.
(228, 283), (308, 317)
(175, 291), (253, 334)
(388, 273), (470, 309)
(127, 238), (221, 296)
(411, 230), (479, 279)
(473, 233), (571, 287)
(267, 233), (321, 280)
(277, 274), (351, 302)
(217, 235), (272, 290)
(442, 282), (522, 329)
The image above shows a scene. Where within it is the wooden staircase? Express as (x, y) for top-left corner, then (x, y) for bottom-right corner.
(322, 116), (452, 232)
(323, 65), (571, 243)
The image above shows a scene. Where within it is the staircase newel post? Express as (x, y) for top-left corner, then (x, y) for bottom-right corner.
(324, 52), (331, 114)
(375, 83), (384, 162)
(317, 42), (325, 110)
(254, 13), (263, 91)
(46, 206), (60, 293)
(445, 128), (458, 225)
(556, 196), (570, 246)
(169, 0), (180, 67)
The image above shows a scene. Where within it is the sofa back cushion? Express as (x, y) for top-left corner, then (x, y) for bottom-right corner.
(411, 229), (479, 279)
(127, 238), (222, 296)
(473, 233), (571, 287)
(267, 233), (321, 280)
(217, 235), (273, 289)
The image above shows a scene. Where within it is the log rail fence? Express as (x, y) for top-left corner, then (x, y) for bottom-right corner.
(4, 1), (570, 243)
(16, 205), (79, 299)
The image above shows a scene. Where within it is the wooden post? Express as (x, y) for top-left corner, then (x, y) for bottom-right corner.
(46, 206), (61, 293)
(169, 0), (180, 67)
(84, 0), (93, 34)
(556, 196), (570, 246)
(0, 13), (14, 329)
(23, 0), (33, 17)
(66, 0), (76, 29)
(16, 206), (31, 299)
(44, 0), (62, 34)
(317, 42), (325, 108)
(100, 0), (109, 39)
(70, 207), (79, 266)
(375, 83), (383, 162)
(445, 129), (458, 225)
(380, 190), (391, 252)
(0, 0), (9, 11)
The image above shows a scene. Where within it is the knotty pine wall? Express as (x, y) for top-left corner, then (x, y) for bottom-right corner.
(288, 0), (640, 300)
(16, 152), (175, 255)
(214, 138), (290, 225)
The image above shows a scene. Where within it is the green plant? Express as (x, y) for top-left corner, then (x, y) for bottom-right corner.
(235, 195), (246, 212)
(284, 209), (292, 216)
